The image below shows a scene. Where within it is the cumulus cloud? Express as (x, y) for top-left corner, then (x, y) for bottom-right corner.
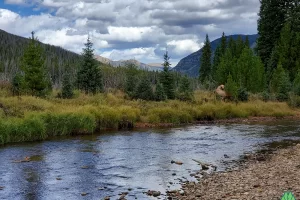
(1, 0), (260, 65)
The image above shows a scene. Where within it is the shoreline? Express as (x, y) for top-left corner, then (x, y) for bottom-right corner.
(134, 115), (300, 129)
(167, 141), (300, 200)
(1, 115), (300, 146)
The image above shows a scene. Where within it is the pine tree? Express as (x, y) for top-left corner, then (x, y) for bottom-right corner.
(220, 32), (227, 55)
(293, 70), (300, 95)
(21, 32), (51, 97)
(154, 83), (166, 101)
(125, 64), (139, 98)
(160, 49), (175, 99)
(270, 63), (291, 101)
(257, 0), (287, 67)
(199, 34), (212, 83)
(61, 73), (74, 99)
(11, 73), (25, 96)
(225, 74), (238, 100)
(177, 75), (193, 101)
(212, 46), (221, 80)
(245, 36), (250, 48)
(77, 36), (103, 94)
(134, 76), (154, 100)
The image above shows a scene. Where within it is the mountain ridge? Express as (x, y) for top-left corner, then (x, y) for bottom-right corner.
(95, 55), (163, 71)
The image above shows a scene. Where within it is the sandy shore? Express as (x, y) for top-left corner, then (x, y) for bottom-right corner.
(168, 143), (300, 200)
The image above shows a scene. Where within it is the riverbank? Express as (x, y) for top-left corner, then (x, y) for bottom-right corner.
(0, 91), (299, 145)
(168, 142), (300, 200)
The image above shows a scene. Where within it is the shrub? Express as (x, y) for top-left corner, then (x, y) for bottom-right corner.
(237, 87), (249, 102)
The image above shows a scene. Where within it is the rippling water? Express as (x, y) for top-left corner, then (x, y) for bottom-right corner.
(1, 120), (300, 200)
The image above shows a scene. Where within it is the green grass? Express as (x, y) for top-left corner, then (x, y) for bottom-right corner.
(0, 90), (298, 145)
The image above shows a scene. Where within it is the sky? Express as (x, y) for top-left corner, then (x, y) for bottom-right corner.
(0, 0), (260, 66)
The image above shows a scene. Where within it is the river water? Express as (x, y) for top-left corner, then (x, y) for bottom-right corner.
(1, 120), (300, 200)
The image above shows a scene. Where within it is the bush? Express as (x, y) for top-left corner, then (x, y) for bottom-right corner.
(288, 94), (300, 108)
(237, 87), (249, 102)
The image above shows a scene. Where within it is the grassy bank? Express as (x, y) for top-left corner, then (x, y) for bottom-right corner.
(0, 90), (298, 145)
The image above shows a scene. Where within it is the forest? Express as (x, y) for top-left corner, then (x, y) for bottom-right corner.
(0, 0), (299, 144)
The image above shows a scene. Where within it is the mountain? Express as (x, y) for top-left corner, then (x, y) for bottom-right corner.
(172, 34), (259, 77)
(0, 29), (82, 85)
(95, 55), (163, 71)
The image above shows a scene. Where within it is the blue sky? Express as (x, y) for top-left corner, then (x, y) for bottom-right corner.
(0, 0), (260, 65)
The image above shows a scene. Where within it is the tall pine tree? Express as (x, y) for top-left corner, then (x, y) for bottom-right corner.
(199, 34), (212, 83)
(77, 36), (103, 94)
(21, 32), (51, 97)
(257, 0), (287, 67)
(160, 49), (175, 99)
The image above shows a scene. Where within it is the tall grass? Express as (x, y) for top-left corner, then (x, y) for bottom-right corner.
(0, 90), (298, 145)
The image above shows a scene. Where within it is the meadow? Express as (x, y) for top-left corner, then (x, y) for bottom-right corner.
(0, 89), (297, 145)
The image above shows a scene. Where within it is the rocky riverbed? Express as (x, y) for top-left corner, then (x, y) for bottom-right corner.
(168, 143), (300, 200)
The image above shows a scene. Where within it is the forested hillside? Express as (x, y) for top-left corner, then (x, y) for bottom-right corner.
(0, 29), (82, 87)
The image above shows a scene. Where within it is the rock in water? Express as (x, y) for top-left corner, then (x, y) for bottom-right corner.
(152, 191), (161, 197)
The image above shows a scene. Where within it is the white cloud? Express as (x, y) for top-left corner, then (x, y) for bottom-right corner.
(167, 39), (202, 55)
(101, 47), (157, 61)
(4, 0), (26, 4)
(0, 0), (260, 65)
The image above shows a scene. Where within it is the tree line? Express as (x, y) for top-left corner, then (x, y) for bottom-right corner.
(11, 33), (195, 101)
(199, 0), (300, 101)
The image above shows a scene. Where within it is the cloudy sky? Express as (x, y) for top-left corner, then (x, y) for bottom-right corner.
(0, 0), (260, 65)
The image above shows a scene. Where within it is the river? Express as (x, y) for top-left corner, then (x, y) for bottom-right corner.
(0, 120), (300, 200)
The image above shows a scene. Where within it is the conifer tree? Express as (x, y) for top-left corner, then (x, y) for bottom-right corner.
(199, 34), (212, 83)
(257, 0), (287, 67)
(125, 64), (139, 98)
(61, 73), (74, 99)
(21, 32), (51, 97)
(293, 70), (300, 95)
(134, 76), (154, 100)
(225, 74), (238, 100)
(77, 36), (103, 94)
(154, 83), (166, 101)
(220, 32), (227, 55)
(11, 73), (25, 96)
(160, 49), (175, 99)
(212, 46), (221, 80)
(177, 75), (193, 101)
(270, 63), (291, 101)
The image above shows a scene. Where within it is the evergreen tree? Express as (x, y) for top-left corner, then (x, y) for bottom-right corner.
(212, 46), (221, 80)
(220, 32), (227, 55)
(270, 63), (291, 101)
(21, 32), (51, 97)
(212, 32), (227, 80)
(245, 36), (250, 48)
(199, 34), (212, 83)
(134, 77), (154, 100)
(11, 73), (25, 96)
(77, 36), (103, 94)
(235, 36), (245, 58)
(125, 64), (140, 98)
(225, 74), (238, 100)
(257, 0), (287, 67)
(177, 75), (193, 101)
(237, 47), (265, 93)
(61, 73), (74, 99)
(292, 70), (300, 95)
(160, 49), (175, 99)
(154, 83), (166, 101)
(216, 49), (235, 84)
